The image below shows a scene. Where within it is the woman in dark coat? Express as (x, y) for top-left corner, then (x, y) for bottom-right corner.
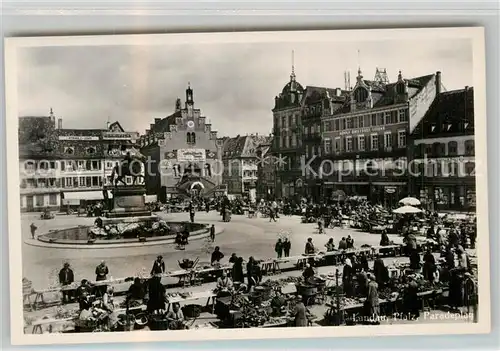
(146, 276), (166, 312)
(403, 277), (420, 319)
(422, 250), (437, 282)
(373, 256), (389, 288)
(342, 258), (355, 297)
(232, 257), (244, 283)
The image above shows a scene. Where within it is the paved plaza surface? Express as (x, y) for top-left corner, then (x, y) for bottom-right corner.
(21, 211), (405, 289)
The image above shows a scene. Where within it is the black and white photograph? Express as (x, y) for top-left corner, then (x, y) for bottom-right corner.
(4, 28), (490, 345)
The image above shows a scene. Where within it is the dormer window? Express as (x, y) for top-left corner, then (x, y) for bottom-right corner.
(396, 82), (405, 95)
(64, 147), (74, 155)
(431, 124), (436, 132)
(86, 147), (96, 154)
(354, 87), (368, 103)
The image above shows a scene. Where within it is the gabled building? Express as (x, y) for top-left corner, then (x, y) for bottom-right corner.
(139, 84), (224, 201)
(319, 69), (443, 205)
(409, 87), (475, 211)
(221, 133), (272, 199)
(255, 137), (275, 200)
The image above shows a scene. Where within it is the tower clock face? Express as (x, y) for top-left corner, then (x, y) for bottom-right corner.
(187, 120), (195, 129)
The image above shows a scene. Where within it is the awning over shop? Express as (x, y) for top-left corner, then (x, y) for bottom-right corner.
(62, 191), (110, 205)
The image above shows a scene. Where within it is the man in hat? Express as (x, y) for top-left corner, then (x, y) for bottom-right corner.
(58, 262), (74, 304)
(365, 273), (380, 324)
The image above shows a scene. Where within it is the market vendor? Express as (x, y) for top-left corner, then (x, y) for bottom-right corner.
(342, 258), (355, 297)
(325, 238), (335, 252)
(126, 277), (146, 306)
(293, 295), (308, 327)
(402, 276), (420, 319)
(58, 262), (75, 304)
(373, 255), (389, 288)
(246, 257), (262, 291)
(305, 238), (315, 255)
(76, 279), (93, 310)
(364, 273), (380, 324)
(302, 263), (316, 283)
(166, 303), (185, 330)
(95, 261), (109, 296)
(231, 256), (245, 284)
(147, 276), (167, 313)
(423, 249), (437, 282)
(216, 270), (234, 293)
(211, 246), (225, 265)
(380, 231), (391, 246)
(151, 256), (166, 275)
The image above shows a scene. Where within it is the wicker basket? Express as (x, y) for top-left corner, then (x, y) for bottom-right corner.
(182, 304), (202, 318)
(149, 316), (169, 330)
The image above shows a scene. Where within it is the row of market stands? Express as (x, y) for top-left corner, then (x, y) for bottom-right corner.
(23, 233), (477, 334)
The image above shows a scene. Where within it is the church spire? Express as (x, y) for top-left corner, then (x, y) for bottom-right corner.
(185, 82), (194, 106)
(290, 50), (296, 82)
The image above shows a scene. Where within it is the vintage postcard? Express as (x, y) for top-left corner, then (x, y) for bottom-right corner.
(4, 27), (490, 345)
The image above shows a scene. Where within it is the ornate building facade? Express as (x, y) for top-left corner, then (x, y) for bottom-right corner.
(319, 69), (443, 205)
(409, 87), (475, 211)
(18, 111), (140, 212)
(139, 85), (224, 201)
(271, 66), (305, 199)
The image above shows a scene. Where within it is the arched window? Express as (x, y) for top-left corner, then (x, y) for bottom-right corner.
(186, 132), (191, 144)
(354, 87), (368, 103)
(191, 132), (196, 144)
(464, 140), (474, 156)
(204, 163), (212, 177)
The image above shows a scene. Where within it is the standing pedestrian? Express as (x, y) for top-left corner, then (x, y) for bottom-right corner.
(58, 262), (74, 304)
(30, 222), (37, 239)
(189, 206), (195, 223)
(283, 238), (291, 257)
(210, 224), (216, 242)
(95, 260), (110, 297)
(275, 238), (283, 258)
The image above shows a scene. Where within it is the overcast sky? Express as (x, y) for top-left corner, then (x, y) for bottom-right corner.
(17, 36), (472, 137)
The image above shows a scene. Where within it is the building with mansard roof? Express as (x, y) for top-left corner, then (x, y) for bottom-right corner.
(139, 84), (224, 201)
(409, 86), (475, 211)
(317, 69), (443, 205)
(18, 110), (141, 212)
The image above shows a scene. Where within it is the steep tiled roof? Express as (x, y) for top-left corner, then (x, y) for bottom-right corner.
(222, 135), (247, 158)
(411, 87), (474, 138)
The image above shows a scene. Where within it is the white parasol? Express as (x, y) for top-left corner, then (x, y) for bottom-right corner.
(393, 205), (422, 214)
(398, 197), (421, 206)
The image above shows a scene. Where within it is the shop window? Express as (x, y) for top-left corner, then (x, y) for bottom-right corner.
(324, 138), (332, 154)
(36, 195), (44, 207)
(49, 194), (57, 206)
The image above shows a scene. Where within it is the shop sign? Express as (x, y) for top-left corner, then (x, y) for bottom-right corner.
(102, 132), (133, 140)
(339, 125), (385, 136)
(177, 148), (206, 162)
(59, 135), (99, 141)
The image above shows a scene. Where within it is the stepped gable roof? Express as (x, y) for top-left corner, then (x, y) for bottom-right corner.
(411, 87), (474, 138)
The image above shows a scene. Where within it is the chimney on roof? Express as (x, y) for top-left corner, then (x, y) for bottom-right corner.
(436, 71), (442, 94)
(57, 118), (62, 130)
(335, 88), (342, 97)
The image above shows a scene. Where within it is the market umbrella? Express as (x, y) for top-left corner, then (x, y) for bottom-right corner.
(398, 197), (421, 206)
(393, 205), (422, 214)
(331, 190), (346, 202)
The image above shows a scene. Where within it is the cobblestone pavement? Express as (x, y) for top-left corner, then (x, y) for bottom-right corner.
(21, 211), (403, 289)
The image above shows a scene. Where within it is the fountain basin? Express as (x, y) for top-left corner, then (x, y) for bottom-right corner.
(37, 221), (210, 246)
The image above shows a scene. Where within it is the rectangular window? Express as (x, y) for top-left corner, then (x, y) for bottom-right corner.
(73, 177), (79, 187)
(49, 194), (57, 206)
(384, 112), (391, 125)
(324, 121), (331, 132)
(335, 137), (341, 152)
(281, 116), (286, 128)
(346, 136), (353, 152)
(352, 117), (359, 129)
(346, 118), (353, 129)
(335, 119), (340, 131)
(359, 115), (364, 128)
(378, 113), (385, 125)
(65, 177), (73, 187)
(371, 134), (379, 150)
(371, 114), (377, 126)
(324, 138), (332, 154)
(60, 161), (65, 171)
(384, 132), (392, 149)
(398, 130), (407, 148)
(391, 111), (398, 124)
(398, 109), (407, 122)
(358, 135), (365, 151)
(342, 119), (347, 130)
(79, 177), (85, 187)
